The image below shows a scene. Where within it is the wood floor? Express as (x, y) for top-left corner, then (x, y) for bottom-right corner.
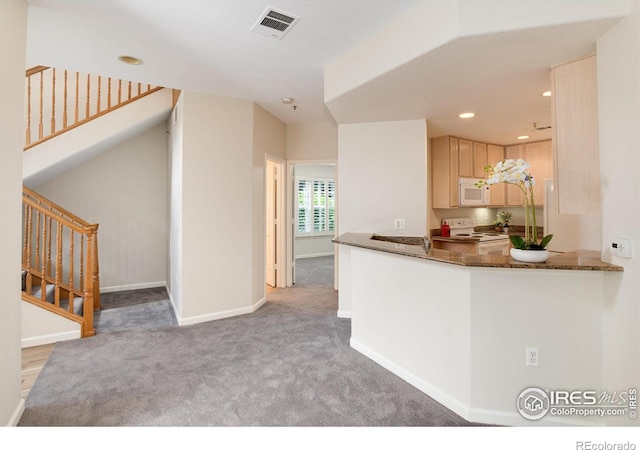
(21, 343), (55, 399)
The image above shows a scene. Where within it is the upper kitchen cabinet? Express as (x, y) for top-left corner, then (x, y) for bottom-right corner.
(458, 139), (474, 178)
(432, 136), (459, 208)
(551, 54), (600, 214)
(432, 136), (506, 208)
(473, 142), (488, 178)
(486, 144), (505, 206)
(504, 141), (553, 207)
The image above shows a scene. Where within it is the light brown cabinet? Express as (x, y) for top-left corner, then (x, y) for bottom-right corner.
(473, 142), (488, 178)
(504, 141), (552, 207)
(432, 136), (506, 208)
(551, 54), (600, 214)
(486, 144), (505, 206)
(432, 136), (459, 208)
(458, 139), (474, 178)
(431, 136), (551, 208)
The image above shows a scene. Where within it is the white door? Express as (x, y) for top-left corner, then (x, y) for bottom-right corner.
(266, 160), (278, 287)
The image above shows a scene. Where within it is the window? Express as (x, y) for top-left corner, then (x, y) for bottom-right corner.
(296, 177), (335, 237)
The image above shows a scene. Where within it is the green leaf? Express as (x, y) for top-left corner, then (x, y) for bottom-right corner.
(509, 235), (525, 249)
(539, 234), (554, 249)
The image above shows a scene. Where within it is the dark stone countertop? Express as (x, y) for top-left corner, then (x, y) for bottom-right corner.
(334, 233), (623, 272)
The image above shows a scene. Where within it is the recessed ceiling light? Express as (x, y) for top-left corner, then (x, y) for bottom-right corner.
(118, 55), (142, 65)
(458, 112), (475, 119)
(281, 97), (294, 104)
(542, 91), (552, 97)
(517, 135), (530, 140)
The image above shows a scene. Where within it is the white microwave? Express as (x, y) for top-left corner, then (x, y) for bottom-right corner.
(459, 178), (490, 206)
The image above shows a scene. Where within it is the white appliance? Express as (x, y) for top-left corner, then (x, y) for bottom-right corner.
(543, 179), (602, 253)
(443, 218), (510, 256)
(459, 178), (490, 206)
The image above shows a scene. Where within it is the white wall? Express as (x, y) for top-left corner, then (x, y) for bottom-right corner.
(252, 104), (286, 302)
(0, 0), (27, 427)
(285, 121), (338, 160)
(337, 119), (427, 316)
(180, 92), (252, 320)
(349, 247), (607, 426)
(35, 123), (168, 291)
(167, 94), (184, 315)
(168, 91), (276, 324)
(21, 302), (80, 348)
(338, 120), (427, 235)
(597, 1), (640, 424)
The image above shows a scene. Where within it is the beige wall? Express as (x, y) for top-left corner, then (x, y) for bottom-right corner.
(0, 0), (27, 427)
(337, 119), (427, 316)
(169, 91), (279, 324)
(35, 124), (168, 291)
(285, 121), (338, 161)
(253, 104), (286, 304)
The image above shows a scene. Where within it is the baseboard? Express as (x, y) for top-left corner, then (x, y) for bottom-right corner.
(295, 252), (334, 259)
(336, 309), (351, 319)
(350, 337), (601, 427)
(350, 337), (471, 422)
(100, 281), (166, 294)
(6, 398), (25, 427)
(167, 292), (267, 327)
(21, 330), (80, 348)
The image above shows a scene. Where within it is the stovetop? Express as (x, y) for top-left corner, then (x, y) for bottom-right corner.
(452, 231), (509, 242)
(442, 218), (510, 242)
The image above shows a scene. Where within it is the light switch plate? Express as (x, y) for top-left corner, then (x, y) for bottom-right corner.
(611, 237), (632, 258)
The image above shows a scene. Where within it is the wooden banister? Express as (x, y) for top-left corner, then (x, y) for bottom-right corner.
(22, 186), (99, 338)
(24, 66), (163, 151)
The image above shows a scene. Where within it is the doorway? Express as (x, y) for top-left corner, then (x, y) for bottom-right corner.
(287, 161), (337, 289)
(265, 157), (285, 288)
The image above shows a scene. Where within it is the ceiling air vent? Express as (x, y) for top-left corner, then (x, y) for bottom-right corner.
(251, 6), (300, 39)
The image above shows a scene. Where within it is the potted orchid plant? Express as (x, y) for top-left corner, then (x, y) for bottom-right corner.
(476, 159), (553, 262)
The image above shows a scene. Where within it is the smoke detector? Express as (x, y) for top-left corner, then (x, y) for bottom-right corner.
(251, 6), (300, 39)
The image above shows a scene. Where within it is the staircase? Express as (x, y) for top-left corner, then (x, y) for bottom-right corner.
(22, 186), (99, 338)
(21, 66), (174, 339)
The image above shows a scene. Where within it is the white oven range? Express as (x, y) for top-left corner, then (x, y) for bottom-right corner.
(442, 218), (511, 256)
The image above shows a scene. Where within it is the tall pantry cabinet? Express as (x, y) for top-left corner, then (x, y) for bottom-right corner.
(550, 54), (600, 214)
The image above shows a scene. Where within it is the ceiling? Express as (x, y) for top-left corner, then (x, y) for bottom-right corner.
(25, 1), (625, 146)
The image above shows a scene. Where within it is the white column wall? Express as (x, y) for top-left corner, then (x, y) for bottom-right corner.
(337, 119), (427, 316)
(597, 1), (640, 422)
(0, 0), (27, 427)
(177, 92), (254, 321)
(167, 95), (287, 325)
(167, 94), (184, 316)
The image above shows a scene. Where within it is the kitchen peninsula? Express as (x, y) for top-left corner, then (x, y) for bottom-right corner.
(334, 233), (622, 426)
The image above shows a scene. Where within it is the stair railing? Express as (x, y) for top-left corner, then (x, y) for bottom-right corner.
(24, 66), (162, 150)
(22, 186), (99, 338)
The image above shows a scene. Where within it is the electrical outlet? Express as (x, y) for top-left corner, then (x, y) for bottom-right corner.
(394, 219), (405, 230)
(526, 347), (539, 366)
(611, 237), (632, 258)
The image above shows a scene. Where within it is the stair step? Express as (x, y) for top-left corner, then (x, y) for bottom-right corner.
(60, 297), (84, 316)
(22, 271), (84, 316)
(30, 284), (55, 303)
